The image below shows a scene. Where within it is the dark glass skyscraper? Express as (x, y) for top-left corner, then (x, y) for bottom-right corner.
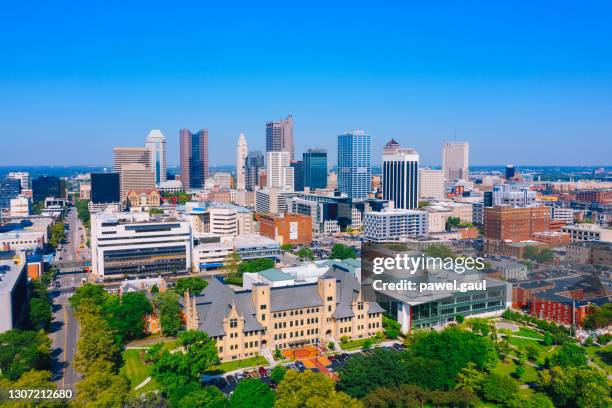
(506, 164), (515, 179)
(91, 173), (120, 204)
(291, 161), (304, 191)
(303, 148), (327, 190)
(180, 129), (209, 190)
(0, 178), (21, 209)
(245, 150), (265, 191)
(32, 176), (64, 203)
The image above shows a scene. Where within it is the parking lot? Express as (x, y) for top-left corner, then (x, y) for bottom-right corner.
(204, 343), (406, 395)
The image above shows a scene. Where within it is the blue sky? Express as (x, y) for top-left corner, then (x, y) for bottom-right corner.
(1, 1), (611, 167)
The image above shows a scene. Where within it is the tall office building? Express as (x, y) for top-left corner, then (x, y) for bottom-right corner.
(113, 147), (151, 174)
(266, 114), (294, 160)
(120, 164), (155, 201)
(291, 161), (304, 191)
(236, 133), (248, 190)
(7, 172), (30, 190)
(32, 176), (64, 203)
(418, 169), (445, 200)
(506, 164), (515, 179)
(442, 141), (469, 181)
(0, 178), (21, 209)
(91, 173), (120, 204)
(245, 151), (264, 191)
(145, 130), (167, 184)
(266, 151), (293, 190)
(180, 129), (209, 190)
(337, 131), (371, 200)
(382, 139), (419, 210)
(303, 148), (327, 190)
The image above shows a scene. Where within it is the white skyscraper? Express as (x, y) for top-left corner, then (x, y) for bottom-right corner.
(382, 139), (419, 209)
(236, 133), (248, 190)
(145, 129), (167, 184)
(266, 151), (294, 190)
(442, 141), (469, 181)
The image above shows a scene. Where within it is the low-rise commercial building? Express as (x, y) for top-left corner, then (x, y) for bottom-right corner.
(363, 208), (428, 242)
(257, 213), (312, 246)
(566, 241), (612, 265)
(561, 223), (612, 243)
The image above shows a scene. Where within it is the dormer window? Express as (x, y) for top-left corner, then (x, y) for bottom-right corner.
(230, 319), (238, 328)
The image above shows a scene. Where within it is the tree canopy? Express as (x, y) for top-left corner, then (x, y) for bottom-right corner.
(0, 330), (51, 381)
(329, 243), (356, 260)
(154, 291), (182, 336)
(174, 276), (208, 296)
(276, 370), (362, 408)
(230, 378), (274, 408)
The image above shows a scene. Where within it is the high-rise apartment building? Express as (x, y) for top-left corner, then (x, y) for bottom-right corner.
(120, 164), (155, 201)
(236, 133), (248, 190)
(303, 148), (327, 190)
(418, 169), (445, 200)
(382, 139), (419, 210)
(145, 130), (167, 184)
(180, 129), (209, 190)
(266, 151), (294, 190)
(442, 141), (469, 181)
(338, 131), (371, 200)
(245, 151), (264, 191)
(91, 173), (120, 204)
(266, 114), (294, 160)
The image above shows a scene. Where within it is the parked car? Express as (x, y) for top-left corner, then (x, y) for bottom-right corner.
(226, 375), (237, 384)
(258, 367), (268, 377)
(217, 377), (228, 388)
(234, 372), (244, 380)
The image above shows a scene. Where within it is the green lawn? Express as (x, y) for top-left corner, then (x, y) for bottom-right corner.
(340, 337), (383, 351)
(515, 327), (544, 340)
(492, 359), (539, 385)
(120, 349), (158, 391)
(204, 355), (268, 374)
(585, 345), (612, 375)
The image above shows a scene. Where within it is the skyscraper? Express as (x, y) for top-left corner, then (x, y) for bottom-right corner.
(180, 129), (209, 190)
(442, 141), (469, 181)
(145, 130), (167, 184)
(303, 148), (327, 190)
(113, 147), (151, 174)
(91, 173), (120, 204)
(266, 151), (293, 190)
(236, 133), (248, 190)
(245, 151), (264, 191)
(382, 139), (419, 209)
(337, 131), (371, 199)
(120, 164), (155, 201)
(0, 178), (21, 209)
(506, 164), (515, 179)
(32, 176), (64, 203)
(291, 160), (304, 191)
(7, 172), (30, 190)
(266, 114), (294, 161)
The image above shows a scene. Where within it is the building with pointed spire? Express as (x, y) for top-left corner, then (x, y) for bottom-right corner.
(145, 129), (167, 184)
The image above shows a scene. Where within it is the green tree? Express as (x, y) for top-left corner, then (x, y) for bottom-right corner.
(536, 248), (554, 263)
(544, 331), (553, 346)
(103, 292), (153, 342)
(539, 365), (610, 408)
(445, 216), (461, 230)
(338, 348), (410, 398)
(224, 252), (242, 274)
(506, 392), (555, 408)
(276, 370), (363, 408)
(174, 276), (208, 296)
(154, 291), (182, 336)
(237, 258), (274, 273)
(548, 343), (587, 368)
(423, 243), (455, 259)
(454, 362), (486, 394)
(230, 378), (274, 408)
(123, 392), (170, 408)
(73, 360), (130, 408)
(480, 373), (518, 404)
(523, 246), (540, 261)
(270, 365), (286, 383)
(178, 387), (228, 408)
(0, 370), (66, 408)
(583, 304), (612, 330)
(29, 284), (52, 332)
(329, 243), (356, 260)
(468, 318), (490, 336)
(280, 244), (293, 252)
(0, 330), (51, 381)
(69, 283), (109, 315)
(296, 246), (314, 260)
(74, 312), (122, 373)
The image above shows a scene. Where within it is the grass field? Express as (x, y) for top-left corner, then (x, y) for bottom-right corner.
(120, 349), (159, 391)
(204, 355), (268, 374)
(585, 345), (612, 375)
(340, 337), (383, 351)
(515, 327), (544, 340)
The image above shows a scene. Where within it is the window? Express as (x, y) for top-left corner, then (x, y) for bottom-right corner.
(261, 314), (266, 321)
(327, 296), (333, 301)
(230, 319), (238, 328)
(260, 304), (267, 310)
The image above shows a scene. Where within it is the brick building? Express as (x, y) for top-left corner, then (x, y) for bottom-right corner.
(575, 189), (612, 205)
(484, 205), (551, 254)
(257, 212), (312, 246)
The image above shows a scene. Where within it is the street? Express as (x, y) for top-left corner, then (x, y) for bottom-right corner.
(49, 207), (88, 392)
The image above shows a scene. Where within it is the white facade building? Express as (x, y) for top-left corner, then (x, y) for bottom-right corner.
(255, 188), (295, 215)
(10, 196), (30, 217)
(91, 212), (192, 280)
(418, 169), (445, 200)
(145, 129), (167, 184)
(551, 207), (574, 224)
(266, 151), (294, 190)
(442, 141), (469, 181)
(561, 224), (612, 243)
(364, 208), (428, 242)
(236, 133), (248, 191)
(382, 140), (419, 210)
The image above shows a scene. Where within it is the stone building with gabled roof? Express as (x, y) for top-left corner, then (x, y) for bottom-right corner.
(183, 266), (383, 362)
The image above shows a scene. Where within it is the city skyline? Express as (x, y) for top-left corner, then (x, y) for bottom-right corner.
(1, 3), (611, 167)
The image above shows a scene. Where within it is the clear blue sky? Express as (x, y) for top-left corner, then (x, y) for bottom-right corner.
(1, 1), (611, 167)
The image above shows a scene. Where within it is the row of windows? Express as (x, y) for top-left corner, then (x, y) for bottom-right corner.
(272, 308), (320, 318)
(274, 328), (319, 341)
(273, 317), (319, 330)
